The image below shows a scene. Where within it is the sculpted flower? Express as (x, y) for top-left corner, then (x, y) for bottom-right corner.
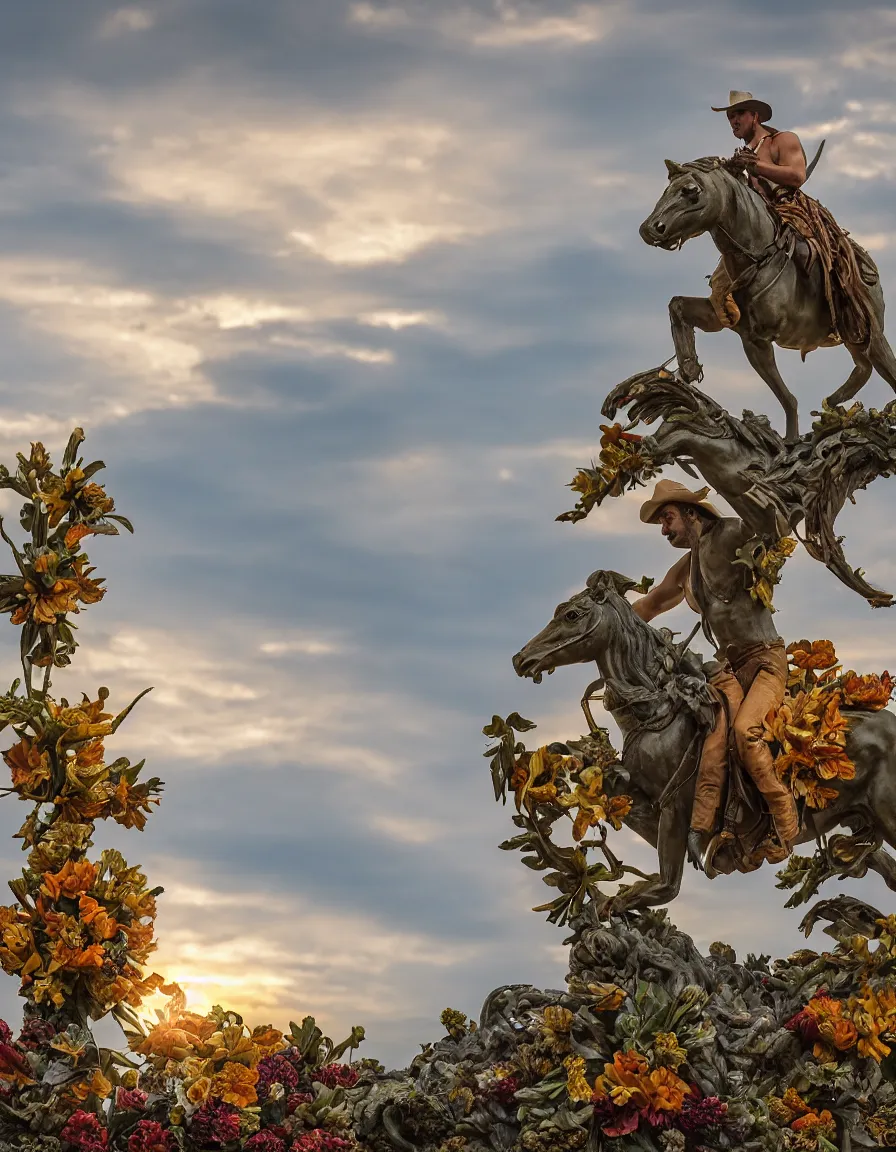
(652, 1032), (687, 1070)
(787, 639), (838, 671)
(186, 1076), (212, 1106)
(564, 1055), (593, 1103)
(41, 859), (97, 902)
(3, 738), (51, 795)
(841, 670), (895, 710)
(133, 1024), (201, 1063)
(586, 982), (627, 1012)
(209, 1059), (259, 1108)
(127, 1120), (174, 1152)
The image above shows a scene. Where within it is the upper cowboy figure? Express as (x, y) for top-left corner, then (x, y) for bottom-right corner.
(707, 90), (875, 356)
(714, 90), (807, 194)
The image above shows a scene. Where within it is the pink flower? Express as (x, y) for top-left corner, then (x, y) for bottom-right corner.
(116, 1087), (148, 1111)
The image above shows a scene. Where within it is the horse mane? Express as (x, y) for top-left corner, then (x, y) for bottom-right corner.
(584, 573), (713, 725)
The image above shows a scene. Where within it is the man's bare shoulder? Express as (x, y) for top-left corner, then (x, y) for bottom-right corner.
(771, 130), (804, 156)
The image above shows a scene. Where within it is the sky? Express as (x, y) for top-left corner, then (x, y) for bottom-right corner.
(0, 0), (894, 1070)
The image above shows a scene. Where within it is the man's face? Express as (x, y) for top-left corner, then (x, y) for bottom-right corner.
(656, 504), (695, 548)
(726, 106), (759, 141)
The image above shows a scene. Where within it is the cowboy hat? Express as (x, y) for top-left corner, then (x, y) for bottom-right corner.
(639, 479), (722, 524)
(711, 90), (773, 124)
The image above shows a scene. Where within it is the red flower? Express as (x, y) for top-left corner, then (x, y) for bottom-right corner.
(0, 1020), (11, 1045)
(785, 1006), (821, 1043)
(679, 1091), (728, 1134)
(244, 1133), (287, 1152)
(116, 1087), (148, 1111)
(188, 1099), (240, 1146)
(482, 1074), (520, 1105)
(292, 1132), (356, 1151)
(60, 1109), (108, 1151)
(127, 1120), (173, 1152)
(287, 1091), (314, 1115)
(17, 1018), (56, 1050)
(592, 1096), (640, 1138)
(256, 1053), (300, 1100)
(316, 1062), (359, 1089)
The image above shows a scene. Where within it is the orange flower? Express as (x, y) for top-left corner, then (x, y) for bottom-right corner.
(64, 524), (96, 550)
(841, 671), (895, 710)
(209, 1060), (259, 1108)
(45, 940), (105, 972)
(70, 555), (105, 606)
(788, 639), (838, 671)
(41, 859), (97, 902)
(133, 1025), (200, 1062)
(251, 1026), (286, 1057)
(4, 738), (51, 795)
(646, 1066), (689, 1113)
(78, 896), (121, 941)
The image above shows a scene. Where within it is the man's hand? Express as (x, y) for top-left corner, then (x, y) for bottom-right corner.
(732, 147), (758, 170)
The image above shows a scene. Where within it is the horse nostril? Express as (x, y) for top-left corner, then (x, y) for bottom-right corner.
(655, 221), (666, 234)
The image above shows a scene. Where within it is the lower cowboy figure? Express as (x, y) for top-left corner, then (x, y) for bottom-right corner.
(708, 89), (875, 351)
(631, 479), (799, 871)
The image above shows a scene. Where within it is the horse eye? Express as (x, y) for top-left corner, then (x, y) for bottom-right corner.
(564, 609), (580, 622)
(681, 184), (700, 199)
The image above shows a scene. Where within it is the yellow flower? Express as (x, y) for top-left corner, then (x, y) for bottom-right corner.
(652, 1032), (687, 1070)
(186, 1077), (212, 1105)
(563, 1056), (593, 1103)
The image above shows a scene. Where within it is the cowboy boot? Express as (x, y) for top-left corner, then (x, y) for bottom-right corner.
(752, 766), (799, 847)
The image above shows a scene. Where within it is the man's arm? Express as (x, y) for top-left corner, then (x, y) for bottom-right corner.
(632, 554), (688, 622)
(754, 131), (807, 188)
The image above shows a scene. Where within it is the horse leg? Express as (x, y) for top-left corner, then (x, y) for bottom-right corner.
(825, 345), (872, 408)
(610, 802), (689, 914)
(669, 296), (723, 383)
(868, 330), (896, 394)
(739, 335), (800, 442)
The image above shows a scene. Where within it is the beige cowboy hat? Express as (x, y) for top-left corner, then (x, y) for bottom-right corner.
(711, 90), (773, 124)
(639, 479), (722, 524)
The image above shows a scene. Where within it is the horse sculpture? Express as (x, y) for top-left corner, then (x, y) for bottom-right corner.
(512, 569), (896, 913)
(639, 158), (896, 441)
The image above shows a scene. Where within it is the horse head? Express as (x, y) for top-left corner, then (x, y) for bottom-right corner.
(639, 158), (728, 251)
(512, 570), (644, 682)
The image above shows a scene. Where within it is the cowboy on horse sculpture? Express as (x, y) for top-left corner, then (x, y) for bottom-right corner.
(639, 90), (896, 441)
(508, 91), (896, 913)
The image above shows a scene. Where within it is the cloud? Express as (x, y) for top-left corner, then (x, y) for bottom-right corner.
(98, 7), (156, 37)
(350, 1), (625, 48)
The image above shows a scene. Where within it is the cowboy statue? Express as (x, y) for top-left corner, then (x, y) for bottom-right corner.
(631, 478), (799, 874)
(707, 90), (811, 330)
(639, 90), (896, 442)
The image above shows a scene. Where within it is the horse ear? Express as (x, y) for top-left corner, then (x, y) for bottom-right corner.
(664, 158), (687, 178)
(585, 570), (611, 600)
(588, 570), (652, 599)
